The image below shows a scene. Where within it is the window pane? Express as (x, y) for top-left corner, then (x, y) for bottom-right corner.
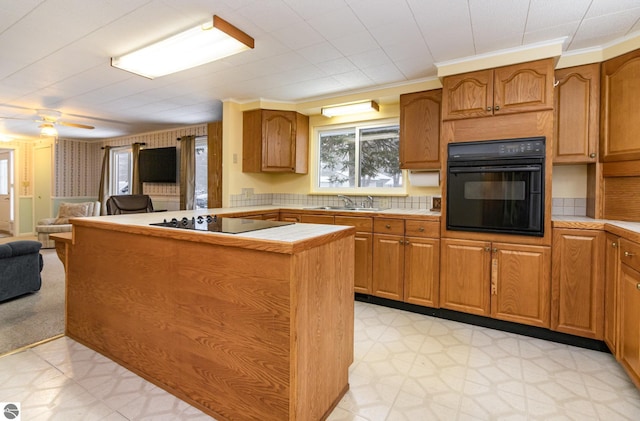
(112, 150), (131, 194)
(319, 129), (356, 188)
(195, 138), (208, 209)
(359, 125), (402, 188)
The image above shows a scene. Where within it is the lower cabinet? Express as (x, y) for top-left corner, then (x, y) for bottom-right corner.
(440, 238), (551, 328)
(551, 228), (605, 339)
(619, 238), (640, 389)
(335, 216), (373, 294)
(279, 212), (334, 224)
(372, 218), (439, 306)
(604, 233), (620, 354)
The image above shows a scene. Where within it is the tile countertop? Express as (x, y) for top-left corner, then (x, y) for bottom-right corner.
(552, 215), (640, 243)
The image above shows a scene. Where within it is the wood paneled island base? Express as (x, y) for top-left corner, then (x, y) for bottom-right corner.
(64, 219), (355, 421)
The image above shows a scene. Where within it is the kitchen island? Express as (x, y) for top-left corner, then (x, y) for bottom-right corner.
(62, 211), (355, 421)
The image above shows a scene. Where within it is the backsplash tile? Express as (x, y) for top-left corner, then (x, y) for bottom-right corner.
(231, 193), (436, 210)
(552, 197), (587, 216)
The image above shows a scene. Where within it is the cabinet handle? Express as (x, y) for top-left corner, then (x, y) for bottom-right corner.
(492, 248), (498, 253)
(625, 251), (635, 257)
(485, 247), (491, 252)
(486, 106), (492, 111)
(589, 153), (596, 158)
(399, 239), (404, 244)
(385, 224), (391, 229)
(405, 240), (409, 245)
(494, 105), (500, 111)
(491, 258), (498, 295)
(637, 283), (640, 291)
(418, 227), (425, 232)
(612, 242), (617, 248)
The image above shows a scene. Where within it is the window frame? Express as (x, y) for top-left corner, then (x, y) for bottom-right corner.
(110, 147), (132, 196)
(310, 118), (406, 195)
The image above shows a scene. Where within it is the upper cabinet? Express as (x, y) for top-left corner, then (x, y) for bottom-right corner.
(442, 58), (554, 121)
(553, 63), (600, 164)
(399, 89), (442, 169)
(243, 109), (309, 173)
(601, 49), (640, 162)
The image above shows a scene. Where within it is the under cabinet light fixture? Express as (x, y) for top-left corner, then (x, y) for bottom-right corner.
(111, 15), (254, 79)
(321, 100), (379, 117)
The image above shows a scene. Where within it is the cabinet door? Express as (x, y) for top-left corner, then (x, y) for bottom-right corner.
(262, 110), (296, 172)
(619, 262), (640, 389)
(601, 49), (640, 162)
(492, 243), (551, 328)
(554, 63), (600, 163)
(493, 59), (554, 115)
(440, 238), (491, 316)
(372, 234), (404, 301)
(399, 89), (442, 169)
(404, 237), (439, 308)
(442, 69), (493, 120)
(354, 232), (373, 294)
(551, 229), (604, 337)
(604, 234), (620, 354)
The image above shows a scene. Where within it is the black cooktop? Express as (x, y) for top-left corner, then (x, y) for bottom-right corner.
(150, 215), (294, 234)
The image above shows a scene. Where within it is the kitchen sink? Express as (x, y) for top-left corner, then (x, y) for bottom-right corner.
(304, 206), (388, 212)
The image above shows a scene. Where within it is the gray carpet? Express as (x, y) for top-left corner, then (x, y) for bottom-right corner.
(0, 248), (65, 355)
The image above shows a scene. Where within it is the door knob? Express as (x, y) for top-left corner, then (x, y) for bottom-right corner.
(625, 251), (634, 257)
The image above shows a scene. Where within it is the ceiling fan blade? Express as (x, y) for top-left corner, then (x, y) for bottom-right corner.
(58, 121), (95, 130)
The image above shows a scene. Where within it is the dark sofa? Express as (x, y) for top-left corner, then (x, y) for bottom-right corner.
(0, 240), (43, 302)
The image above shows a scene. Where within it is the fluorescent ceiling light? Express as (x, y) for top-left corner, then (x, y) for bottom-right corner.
(111, 15), (254, 79)
(40, 123), (57, 137)
(321, 101), (380, 117)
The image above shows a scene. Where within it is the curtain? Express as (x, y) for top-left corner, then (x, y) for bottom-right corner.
(131, 143), (142, 195)
(179, 135), (196, 210)
(98, 146), (111, 215)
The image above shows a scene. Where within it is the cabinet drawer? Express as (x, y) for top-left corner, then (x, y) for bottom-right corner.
(335, 216), (373, 232)
(301, 214), (334, 224)
(405, 220), (439, 238)
(374, 218), (405, 235)
(620, 238), (640, 273)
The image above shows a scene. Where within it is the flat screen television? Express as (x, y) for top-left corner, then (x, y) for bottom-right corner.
(138, 147), (177, 183)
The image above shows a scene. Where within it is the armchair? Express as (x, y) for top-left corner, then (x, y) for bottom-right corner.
(36, 201), (100, 248)
(0, 240), (43, 302)
(106, 194), (154, 215)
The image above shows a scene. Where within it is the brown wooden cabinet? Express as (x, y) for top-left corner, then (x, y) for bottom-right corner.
(553, 63), (600, 163)
(372, 218), (439, 306)
(243, 109), (309, 173)
(601, 49), (640, 162)
(440, 238), (550, 327)
(442, 59), (554, 121)
(604, 233), (620, 354)
(551, 228), (605, 339)
(618, 238), (640, 389)
(399, 89), (441, 169)
(335, 216), (373, 294)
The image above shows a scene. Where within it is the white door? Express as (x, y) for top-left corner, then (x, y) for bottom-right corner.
(0, 150), (13, 234)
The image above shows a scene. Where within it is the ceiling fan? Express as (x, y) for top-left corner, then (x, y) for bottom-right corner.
(0, 108), (95, 136)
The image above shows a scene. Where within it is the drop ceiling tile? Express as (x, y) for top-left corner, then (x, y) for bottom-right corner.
(394, 56), (437, 80)
(237, 0), (300, 33)
(330, 30), (379, 56)
(297, 42), (344, 65)
(282, 0), (348, 20)
(469, 0), (530, 52)
(571, 10), (640, 48)
(331, 69), (374, 89)
(307, 5), (367, 40)
(362, 62), (406, 84)
(315, 58), (358, 76)
(271, 21), (324, 50)
(526, 0), (591, 31)
(348, 49), (393, 69)
(586, 0), (640, 17)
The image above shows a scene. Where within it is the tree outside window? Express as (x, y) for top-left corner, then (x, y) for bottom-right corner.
(318, 123), (402, 190)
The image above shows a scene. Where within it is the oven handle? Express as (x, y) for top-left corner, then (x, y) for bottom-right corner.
(449, 165), (541, 174)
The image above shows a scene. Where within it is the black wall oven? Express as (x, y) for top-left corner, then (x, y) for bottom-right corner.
(446, 137), (545, 237)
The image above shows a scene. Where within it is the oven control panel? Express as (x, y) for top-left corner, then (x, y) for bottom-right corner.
(448, 137), (545, 160)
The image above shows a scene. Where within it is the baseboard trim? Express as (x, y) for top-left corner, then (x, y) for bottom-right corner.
(355, 293), (610, 353)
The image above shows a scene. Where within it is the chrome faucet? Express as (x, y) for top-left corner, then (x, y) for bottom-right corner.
(337, 195), (356, 207)
(364, 195), (374, 208)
